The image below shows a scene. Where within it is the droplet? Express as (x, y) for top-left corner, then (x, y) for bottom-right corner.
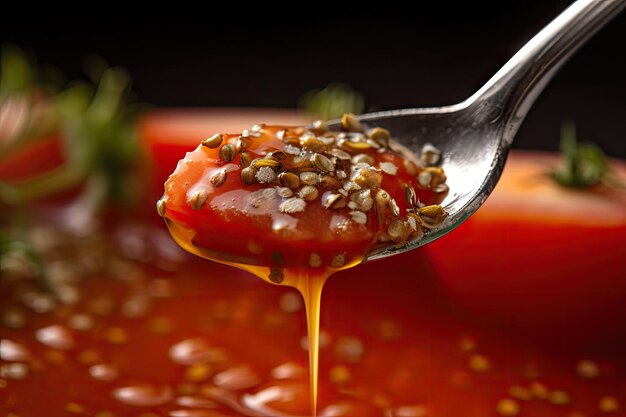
(1, 339), (31, 362)
(35, 325), (76, 350)
(111, 384), (173, 407)
(89, 364), (119, 381)
(213, 366), (260, 390)
(169, 338), (223, 366)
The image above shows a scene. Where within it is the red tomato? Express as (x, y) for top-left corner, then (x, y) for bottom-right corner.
(0, 134), (64, 181)
(424, 151), (626, 339)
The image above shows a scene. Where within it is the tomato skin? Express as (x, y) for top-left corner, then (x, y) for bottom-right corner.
(0, 134), (64, 181)
(424, 151), (626, 338)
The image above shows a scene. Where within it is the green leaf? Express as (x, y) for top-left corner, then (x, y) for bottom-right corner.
(553, 121), (609, 188)
(299, 83), (365, 121)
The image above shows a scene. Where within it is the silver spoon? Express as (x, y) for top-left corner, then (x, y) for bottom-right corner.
(335, 0), (625, 261)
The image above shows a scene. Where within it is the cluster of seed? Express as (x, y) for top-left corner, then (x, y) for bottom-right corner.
(166, 113), (448, 250)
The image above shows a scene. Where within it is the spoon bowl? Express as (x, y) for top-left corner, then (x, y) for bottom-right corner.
(334, 0), (625, 261)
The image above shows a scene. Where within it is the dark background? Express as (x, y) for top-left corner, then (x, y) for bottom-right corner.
(4, 1), (626, 157)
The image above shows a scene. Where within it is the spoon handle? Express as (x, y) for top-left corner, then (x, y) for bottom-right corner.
(468, 0), (625, 143)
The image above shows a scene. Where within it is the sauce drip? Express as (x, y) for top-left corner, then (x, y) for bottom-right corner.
(160, 117), (449, 415)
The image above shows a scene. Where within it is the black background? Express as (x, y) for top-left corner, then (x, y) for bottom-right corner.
(4, 1), (626, 157)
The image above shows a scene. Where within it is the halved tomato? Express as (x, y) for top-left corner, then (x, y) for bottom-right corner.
(424, 151), (626, 340)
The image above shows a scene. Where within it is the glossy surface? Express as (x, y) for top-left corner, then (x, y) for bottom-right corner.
(3, 221), (626, 417)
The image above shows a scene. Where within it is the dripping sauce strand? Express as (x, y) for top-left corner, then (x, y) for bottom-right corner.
(160, 117), (450, 415)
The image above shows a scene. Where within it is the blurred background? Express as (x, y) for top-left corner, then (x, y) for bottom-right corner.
(3, 0), (625, 157)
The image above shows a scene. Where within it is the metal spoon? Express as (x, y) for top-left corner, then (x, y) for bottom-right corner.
(339, 0), (625, 261)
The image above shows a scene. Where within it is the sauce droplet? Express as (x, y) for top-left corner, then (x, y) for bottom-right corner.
(111, 384), (173, 407)
(35, 325), (76, 350)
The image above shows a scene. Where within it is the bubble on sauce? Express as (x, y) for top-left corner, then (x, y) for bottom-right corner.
(111, 384), (174, 407)
(1, 362), (29, 379)
(242, 383), (308, 416)
(2, 310), (27, 329)
(89, 364), (119, 381)
(169, 338), (222, 366)
(278, 292), (302, 313)
(1, 339), (31, 362)
(388, 405), (429, 417)
(168, 410), (219, 417)
(175, 396), (220, 409)
(271, 362), (307, 380)
(334, 336), (364, 363)
(122, 294), (151, 318)
(213, 366), (260, 390)
(67, 313), (95, 331)
(35, 325), (76, 350)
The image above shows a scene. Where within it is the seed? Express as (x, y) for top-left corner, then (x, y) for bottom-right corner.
(508, 385), (532, 401)
(576, 359), (600, 379)
(189, 191), (208, 210)
(341, 113), (363, 132)
(320, 175), (342, 189)
(548, 390), (570, 405)
(201, 133), (223, 149)
(343, 181), (361, 192)
(496, 398), (520, 416)
(354, 168), (382, 188)
(389, 199), (400, 216)
(433, 183), (449, 194)
(241, 167), (258, 185)
(403, 159), (418, 176)
(277, 187), (294, 198)
(277, 129), (289, 141)
(368, 127), (390, 147)
(323, 193), (347, 210)
(210, 170), (227, 187)
(219, 143), (237, 162)
(419, 167), (447, 188)
(238, 135), (253, 150)
(312, 153), (335, 172)
(331, 253), (346, 268)
(156, 199), (166, 217)
(418, 205), (446, 228)
(417, 171), (432, 188)
(255, 166), (277, 184)
(309, 253), (322, 268)
(340, 140), (372, 153)
(599, 396), (619, 412)
(279, 172), (301, 189)
(251, 123), (263, 133)
(300, 185), (319, 201)
(351, 189), (373, 212)
(387, 220), (409, 242)
(351, 153), (375, 165)
(239, 152), (252, 167)
(380, 162), (398, 175)
(284, 144), (301, 155)
(469, 354), (491, 373)
(375, 189), (391, 208)
(269, 151), (287, 161)
(301, 135), (325, 152)
(252, 157), (281, 170)
(403, 184), (417, 206)
(269, 267), (284, 284)
(420, 142), (441, 166)
(350, 210), (367, 225)
(279, 198), (306, 214)
(311, 119), (328, 133)
(327, 148), (351, 160)
(300, 172), (318, 186)
(406, 214), (421, 237)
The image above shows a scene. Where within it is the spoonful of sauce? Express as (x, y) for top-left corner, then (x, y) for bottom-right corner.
(158, 1), (624, 415)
